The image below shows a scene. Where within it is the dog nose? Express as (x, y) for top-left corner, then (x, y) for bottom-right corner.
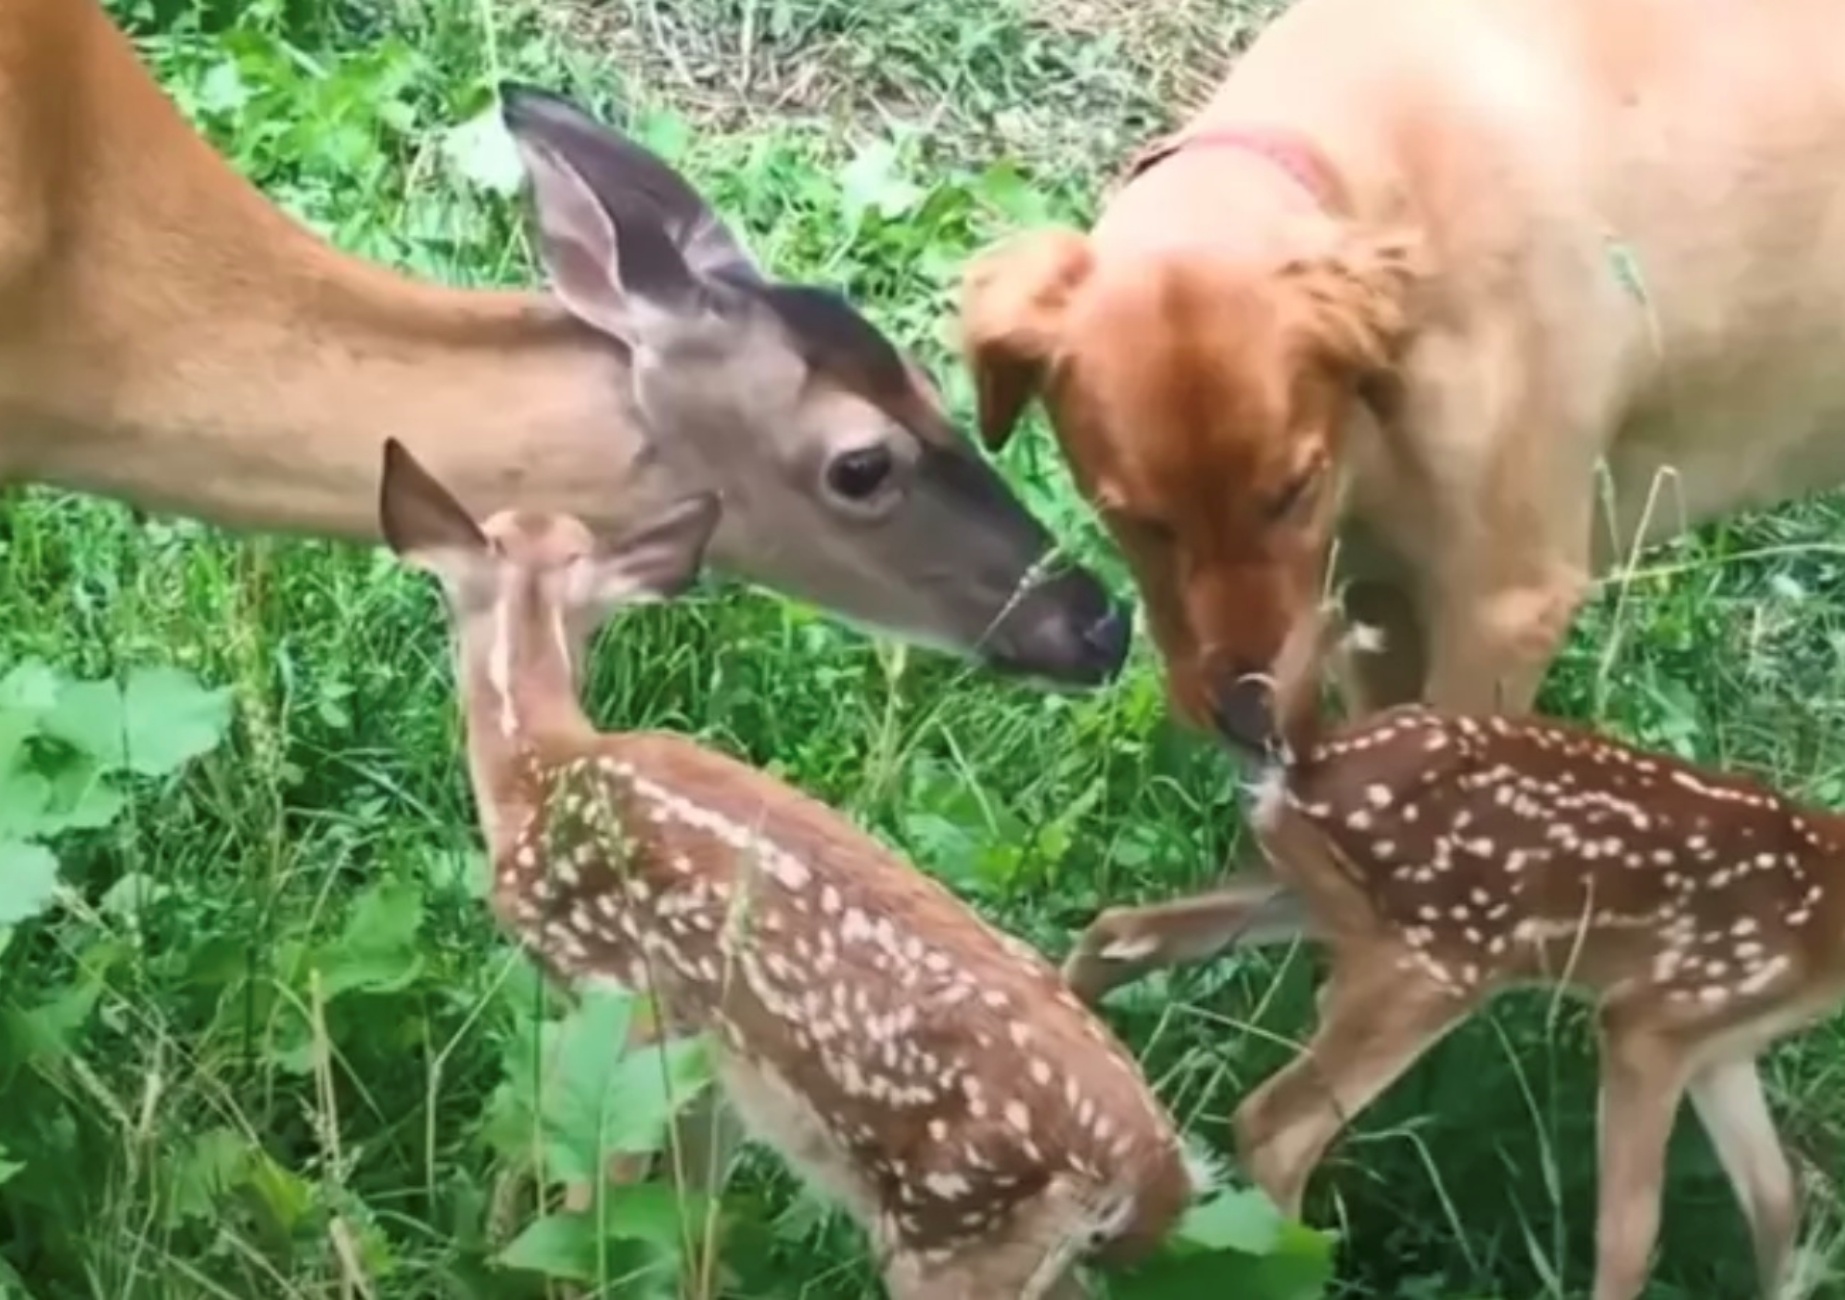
(1210, 664), (1276, 753)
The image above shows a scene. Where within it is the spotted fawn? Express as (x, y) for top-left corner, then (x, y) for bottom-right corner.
(377, 438), (1198, 1299)
(1064, 605), (1841, 1300)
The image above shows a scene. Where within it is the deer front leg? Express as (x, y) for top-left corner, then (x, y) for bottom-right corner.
(1233, 956), (1469, 1218)
(1686, 1056), (1800, 1299)
(1591, 1016), (1694, 1300)
(1061, 874), (1311, 1003)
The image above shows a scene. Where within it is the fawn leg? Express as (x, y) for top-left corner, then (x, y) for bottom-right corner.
(1591, 1017), (1694, 1300)
(1233, 959), (1467, 1218)
(882, 1181), (1091, 1300)
(1686, 1056), (1799, 1299)
(1061, 875), (1310, 1002)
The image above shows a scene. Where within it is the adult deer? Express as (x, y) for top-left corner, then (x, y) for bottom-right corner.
(1064, 610), (1841, 1300)
(0, 0), (1130, 687)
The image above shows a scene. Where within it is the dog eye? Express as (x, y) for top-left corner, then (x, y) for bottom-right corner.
(1264, 465), (1321, 522)
(1104, 505), (1175, 546)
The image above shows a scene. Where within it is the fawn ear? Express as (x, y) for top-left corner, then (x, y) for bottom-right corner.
(378, 439), (490, 585)
(579, 492), (722, 609)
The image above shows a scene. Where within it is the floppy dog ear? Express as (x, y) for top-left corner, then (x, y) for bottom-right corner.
(957, 229), (1094, 452)
(1282, 227), (1427, 378)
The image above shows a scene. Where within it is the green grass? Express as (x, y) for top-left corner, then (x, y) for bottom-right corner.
(1, 0), (1842, 1295)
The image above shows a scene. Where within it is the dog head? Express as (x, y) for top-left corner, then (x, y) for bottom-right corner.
(959, 223), (1424, 728)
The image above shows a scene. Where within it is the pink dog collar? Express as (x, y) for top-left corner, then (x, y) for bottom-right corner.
(1125, 127), (1336, 209)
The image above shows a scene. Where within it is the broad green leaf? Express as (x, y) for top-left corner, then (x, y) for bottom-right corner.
(99, 871), (171, 923)
(163, 1126), (251, 1227)
(1173, 1187), (1285, 1254)
(309, 877), (426, 999)
(1, 977), (100, 1069)
(244, 1148), (316, 1237)
(498, 1211), (598, 1281)
(536, 988), (712, 1183)
(0, 840), (60, 926)
(42, 665), (232, 778)
(35, 755), (125, 835)
(497, 1201), (690, 1292)
(0, 766), (53, 840)
(1115, 1189), (1336, 1300)
(37, 679), (123, 770)
(0, 659), (61, 717)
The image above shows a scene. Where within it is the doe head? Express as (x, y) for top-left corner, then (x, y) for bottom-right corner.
(378, 437), (720, 662)
(498, 84), (1131, 689)
(958, 223), (1424, 726)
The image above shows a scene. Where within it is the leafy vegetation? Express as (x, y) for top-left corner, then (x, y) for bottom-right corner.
(1, 0), (1841, 1295)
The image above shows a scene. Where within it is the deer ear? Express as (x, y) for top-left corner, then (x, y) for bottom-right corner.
(378, 439), (490, 587)
(957, 228), (1093, 452)
(501, 83), (754, 346)
(578, 492), (722, 610)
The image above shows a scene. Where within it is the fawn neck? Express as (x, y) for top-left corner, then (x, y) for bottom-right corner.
(0, 0), (645, 542)
(452, 576), (597, 856)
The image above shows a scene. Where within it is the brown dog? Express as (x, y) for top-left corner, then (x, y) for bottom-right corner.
(961, 0), (1845, 730)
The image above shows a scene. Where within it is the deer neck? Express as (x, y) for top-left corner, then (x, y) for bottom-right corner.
(454, 583), (598, 858)
(0, 1), (652, 542)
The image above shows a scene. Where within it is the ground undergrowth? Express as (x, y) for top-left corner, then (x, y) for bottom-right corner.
(1, 0), (1841, 1296)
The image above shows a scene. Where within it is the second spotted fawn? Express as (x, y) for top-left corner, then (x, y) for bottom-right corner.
(377, 439), (1197, 1298)
(1065, 607), (1842, 1300)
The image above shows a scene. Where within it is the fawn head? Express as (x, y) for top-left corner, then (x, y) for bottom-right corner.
(499, 85), (1131, 689)
(378, 438), (719, 691)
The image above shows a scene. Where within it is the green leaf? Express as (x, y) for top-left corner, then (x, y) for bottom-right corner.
(309, 877), (426, 1000)
(537, 993), (713, 1183)
(498, 1211), (597, 1281)
(0, 659), (62, 717)
(41, 665), (232, 778)
(1115, 1189), (1337, 1300)
(497, 1192), (698, 1291)
(34, 754), (125, 835)
(163, 1126), (252, 1227)
(1174, 1187), (1285, 1254)
(0, 839), (60, 926)
(0, 766), (54, 840)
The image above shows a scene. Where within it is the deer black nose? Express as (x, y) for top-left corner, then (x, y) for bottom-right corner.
(986, 570), (1133, 688)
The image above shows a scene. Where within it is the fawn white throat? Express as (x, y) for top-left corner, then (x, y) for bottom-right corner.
(376, 438), (1199, 1298)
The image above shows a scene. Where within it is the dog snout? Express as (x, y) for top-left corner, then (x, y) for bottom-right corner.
(1210, 665), (1276, 753)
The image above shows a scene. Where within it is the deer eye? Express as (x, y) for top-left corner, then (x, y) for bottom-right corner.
(825, 446), (895, 502)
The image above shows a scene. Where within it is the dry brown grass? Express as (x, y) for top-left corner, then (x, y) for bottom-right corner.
(542, 0), (1289, 163)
